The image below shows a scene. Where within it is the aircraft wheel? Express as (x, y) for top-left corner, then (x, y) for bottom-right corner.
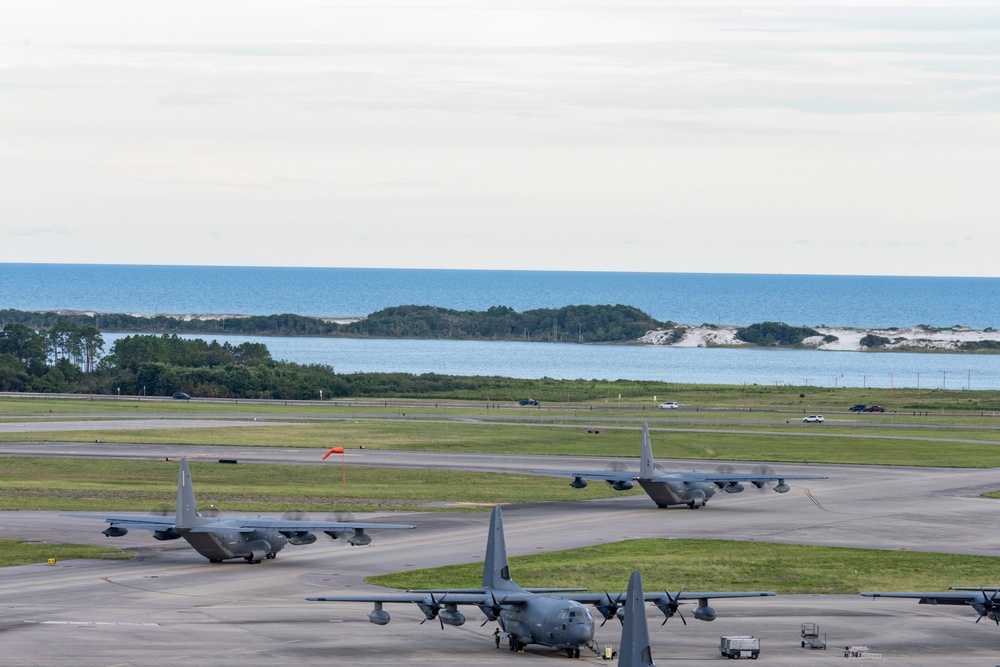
(574, 647), (581, 658)
(209, 558), (223, 563)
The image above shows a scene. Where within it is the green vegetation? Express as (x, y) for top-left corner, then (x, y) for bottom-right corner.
(0, 539), (132, 567)
(0, 457), (642, 512)
(735, 321), (821, 346)
(368, 538), (1000, 594)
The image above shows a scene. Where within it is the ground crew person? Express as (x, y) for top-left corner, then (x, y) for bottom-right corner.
(494, 628), (501, 648)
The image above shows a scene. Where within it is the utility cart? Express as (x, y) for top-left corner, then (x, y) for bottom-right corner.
(720, 635), (760, 659)
(800, 623), (827, 650)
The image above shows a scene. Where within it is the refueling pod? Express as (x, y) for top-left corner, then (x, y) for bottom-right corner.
(103, 526), (128, 537)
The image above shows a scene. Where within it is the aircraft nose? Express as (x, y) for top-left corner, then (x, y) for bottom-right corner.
(570, 622), (594, 644)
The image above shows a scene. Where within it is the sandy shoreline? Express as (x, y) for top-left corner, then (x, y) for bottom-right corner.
(640, 324), (1000, 352)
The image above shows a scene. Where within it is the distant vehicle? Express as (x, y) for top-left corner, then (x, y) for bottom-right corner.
(720, 635), (760, 659)
(849, 404), (867, 412)
(519, 398), (539, 406)
(864, 405), (886, 412)
(172, 392), (191, 400)
(803, 415), (824, 423)
(657, 401), (679, 409)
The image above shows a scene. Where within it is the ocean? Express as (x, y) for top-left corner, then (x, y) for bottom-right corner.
(3, 263), (1000, 329)
(6, 263), (1000, 389)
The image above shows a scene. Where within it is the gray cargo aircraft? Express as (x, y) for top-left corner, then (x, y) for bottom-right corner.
(65, 457), (415, 563)
(860, 588), (1000, 625)
(535, 423), (827, 509)
(307, 505), (775, 658)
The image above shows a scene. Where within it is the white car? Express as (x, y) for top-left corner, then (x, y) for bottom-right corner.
(803, 415), (824, 423)
(657, 401), (679, 409)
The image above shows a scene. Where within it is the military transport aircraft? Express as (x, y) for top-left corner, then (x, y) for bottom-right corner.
(307, 505), (775, 658)
(535, 423), (827, 509)
(65, 457), (415, 563)
(860, 588), (1000, 625)
(619, 569), (657, 667)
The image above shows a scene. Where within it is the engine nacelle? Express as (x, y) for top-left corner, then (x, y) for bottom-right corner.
(611, 480), (634, 491)
(287, 532), (317, 546)
(418, 597), (440, 620)
(752, 480), (766, 489)
(595, 603), (619, 623)
(570, 476), (589, 489)
(103, 526), (128, 538)
(348, 529), (372, 546)
(153, 528), (182, 541)
(774, 481), (790, 494)
(693, 604), (717, 622)
(368, 606), (391, 625)
(683, 489), (706, 507)
(724, 482), (745, 494)
(439, 609), (466, 626)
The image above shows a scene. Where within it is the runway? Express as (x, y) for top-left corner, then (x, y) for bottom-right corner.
(2, 439), (1000, 664)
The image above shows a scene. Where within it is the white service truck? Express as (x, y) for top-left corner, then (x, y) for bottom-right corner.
(720, 635), (760, 659)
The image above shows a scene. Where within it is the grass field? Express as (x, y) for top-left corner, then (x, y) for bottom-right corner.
(0, 457), (644, 512)
(0, 539), (131, 568)
(4, 417), (1000, 468)
(368, 538), (1000, 594)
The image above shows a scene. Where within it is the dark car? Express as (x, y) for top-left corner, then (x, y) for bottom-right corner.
(519, 398), (539, 406)
(864, 405), (885, 412)
(849, 404), (867, 412)
(172, 392), (191, 400)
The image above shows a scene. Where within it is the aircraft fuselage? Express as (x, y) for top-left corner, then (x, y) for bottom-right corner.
(502, 598), (595, 650)
(639, 477), (718, 508)
(180, 526), (290, 563)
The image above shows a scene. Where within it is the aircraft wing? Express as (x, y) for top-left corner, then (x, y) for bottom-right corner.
(234, 518), (416, 532)
(555, 591), (777, 604)
(652, 472), (827, 483)
(307, 591), (536, 605)
(860, 591), (987, 605)
(62, 513), (177, 531)
(533, 468), (638, 482)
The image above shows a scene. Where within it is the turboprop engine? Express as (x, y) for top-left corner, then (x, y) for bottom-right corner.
(693, 601), (717, 622)
(439, 606), (466, 626)
(368, 602), (391, 625)
(102, 526), (127, 537)
(153, 528), (182, 541)
(723, 482), (745, 494)
(773, 481), (790, 493)
(286, 532), (318, 546)
(348, 529), (371, 546)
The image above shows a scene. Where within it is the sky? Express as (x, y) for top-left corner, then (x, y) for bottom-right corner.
(3, 1), (1000, 276)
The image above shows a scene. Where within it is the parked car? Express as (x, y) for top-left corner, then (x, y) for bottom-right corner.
(849, 404), (867, 412)
(864, 405), (886, 412)
(172, 392), (191, 400)
(657, 401), (679, 409)
(803, 415), (824, 423)
(519, 398), (539, 406)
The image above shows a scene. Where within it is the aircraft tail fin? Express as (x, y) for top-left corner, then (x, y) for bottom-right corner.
(482, 505), (520, 591)
(175, 458), (206, 528)
(618, 569), (656, 666)
(639, 423), (656, 479)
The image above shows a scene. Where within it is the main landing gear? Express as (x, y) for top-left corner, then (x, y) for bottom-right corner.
(563, 647), (581, 658)
(508, 636), (525, 652)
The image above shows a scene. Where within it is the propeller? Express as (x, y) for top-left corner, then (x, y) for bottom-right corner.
(975, 588), (1000, 625)
(604, 461), (631, 473)
(596, 591), (625, 627)
(658, 586), (687, 626)
(325, 511), (356, 538)
(714, 464), (737, 475)
(281, 510), (309, 522)
(149, 503), (173, 516)
(418, 592), (446, 630)
(750, 464), (777, 490)
(201, 503), (224, 517)
(480, 590), (505, 626)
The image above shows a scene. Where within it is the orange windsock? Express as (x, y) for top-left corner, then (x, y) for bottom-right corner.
(322, 446), (345, 459)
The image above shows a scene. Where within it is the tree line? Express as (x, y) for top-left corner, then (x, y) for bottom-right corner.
(0, 305), (672, 343)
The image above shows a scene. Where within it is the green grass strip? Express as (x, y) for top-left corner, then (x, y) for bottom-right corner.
(369, 538), (1000, 594)
(0, 539), (132, 567)
(0, 457), (642, 513)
